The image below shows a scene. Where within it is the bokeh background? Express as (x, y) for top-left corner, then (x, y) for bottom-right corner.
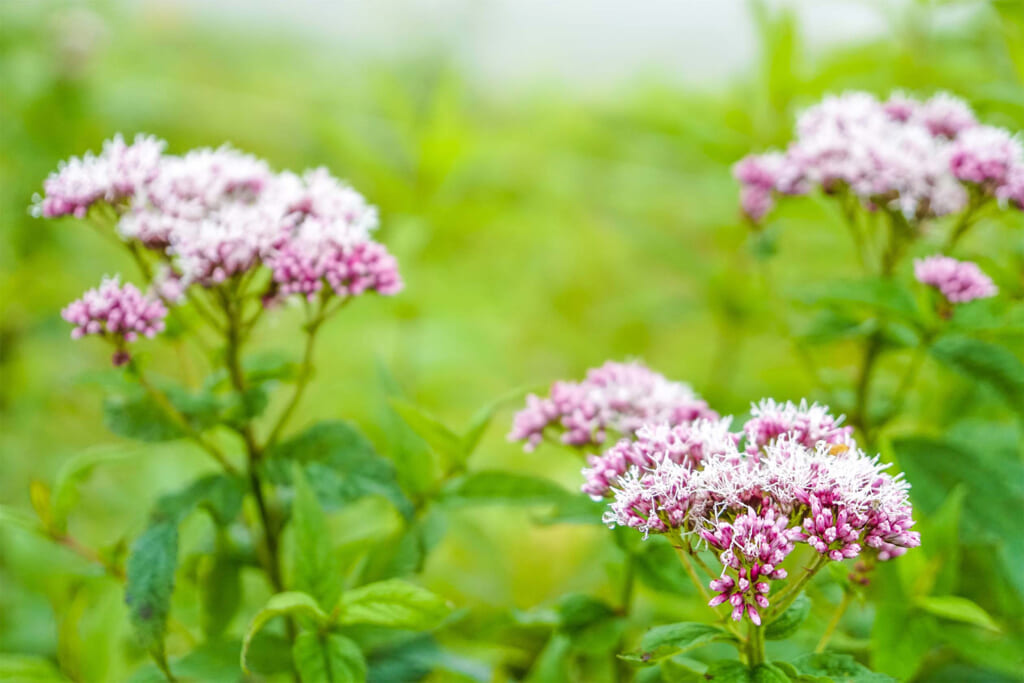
(2, 1), (1023, 681)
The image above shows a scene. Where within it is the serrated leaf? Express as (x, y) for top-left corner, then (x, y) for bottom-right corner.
(752, 663), (792, 683)
(336, 579), (451, 630)
(293, 631), (366, 683)
(264, 421), (412, 517)
(622, 622), (732, 663)
(289, 465), (342, 609)
(241, 592), (329, 673)
(765, 592), (810, 640)
(915, 595), (1000, 632)
(793, 653), (896, 682)
(704, 660), (751, 682)
(928, 335), (1024, 417)
(441, 470), (571, 506)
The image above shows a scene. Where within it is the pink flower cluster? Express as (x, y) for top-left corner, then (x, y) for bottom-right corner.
(61, 276), (167, 365)
(914, 255), (998, 304)
(734, 91), (1024, 222)
(37, 135), (402, 303)
(34, 135), (165, 219)
(599, 399), (919, 624)
(508, 361), (718, 452)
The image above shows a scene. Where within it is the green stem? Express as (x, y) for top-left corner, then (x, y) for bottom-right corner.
(747, 620), (766, 666)
(132, 366), (238, 475)
(618, 552), (636, 616)
(852, 334), (882, 443)
(944, 196), (987, 252)
(670, 536), (744, 639)
(815, 590), (853, 653)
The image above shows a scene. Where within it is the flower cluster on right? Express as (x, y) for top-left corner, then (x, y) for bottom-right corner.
(596, 399), (919, 625)
(734, 91), (1023, 223)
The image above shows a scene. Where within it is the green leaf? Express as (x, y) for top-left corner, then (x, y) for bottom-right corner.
(525, 633), (572, 683)
(103, 383), (220, 442)
(125, 475), (245, 657)
(534, 494), (607, 525)
(336, 579), (451, 630)
(460, 385), (532, 458)
(915, 595), (1000, 632)
(241, 592), (329, 673)
(198, 549), (242, 638)
(357, 506), (448, 582)
(796, 278), (921, 322)
(388, 399), (465, 464)
(556, 594), (615, 632)
(51, 445), (143, 532)
(264, 421), (412, 518)
(289, 465), (342, 610)
(764, 593), (810, 640)
(441, 470), (571, 506)
(0, 654), (69, 681)
(622, 622), (732, 663)
(293, 631), (367, 683)
(751, 663), (792, 683)
(125, 521), (178, 659)
(928, 335), (1024, 417)
(633, 538), (693, 595)
(0, 504), (42, 533)
(704, 660), (751, 682)
(793, 653), (896, 682)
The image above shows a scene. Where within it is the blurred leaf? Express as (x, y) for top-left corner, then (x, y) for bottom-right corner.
(0, 654), (68, 681)
(242, 592), (328, 673)
(124, 521), (177, 661)
(525, 633), (572, 683)
(103, 383), (220, 442)
(869, 562), (932, 680)
(358, 507), (448, 582)
(928, 335), (1024, 417)
(795, 279), (921, 322)
(289, 464), (342, 610)
(556, 594), (615, 632)
(751, 663), (791, 683)
(365, 634), (490, 683)
(51, 445), (143, 533)
(764, 592), (810, 640)
(293, 631), (366, 683)
(0, 504), (41, 533)
(534, 494), (606, 525)
(125, 475), (244, 659)
(792, 653), (895, 682)
(441, 470), (571, 506)
(336, 579), (451, 630)
(914, 595), (1000, 632)
(264, 421), (412, 517)
(633, 537), (692, 594)
(796, 310), (875, 345)
(389, 398), (465, 466)
(198, 547), (242, 639)
(621, 622), (733, 663)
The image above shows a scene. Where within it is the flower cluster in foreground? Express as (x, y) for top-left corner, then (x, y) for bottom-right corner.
(596, 399), (919, 625)
(508, 360), (718, 452)
(734, 91), (1024, 222)
(61, 276), (168, 365)
(914, 254), (998, 305)
(37, 135), (403, 363)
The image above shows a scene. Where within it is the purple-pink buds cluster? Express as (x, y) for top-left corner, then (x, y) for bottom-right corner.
(734, 91), (1024, 223)
(913, 255), (997, 305)
(704, 508), (794, 625)
(61, 276), (167, 366)
(508, 360), (717, 452)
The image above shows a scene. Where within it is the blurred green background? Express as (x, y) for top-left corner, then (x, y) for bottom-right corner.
(2, 1), (1023, 681)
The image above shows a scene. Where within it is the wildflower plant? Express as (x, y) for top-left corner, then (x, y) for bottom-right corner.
(12, 135), (528, 681)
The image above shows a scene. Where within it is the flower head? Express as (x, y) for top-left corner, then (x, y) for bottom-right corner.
(949, 126), (1023, 189)
(597, 399), (919, 624)
(914, 255), (998, 304)
(509, 361), (717, 451)
(34, 134), (166, 219)
(62, 275), (167, 365)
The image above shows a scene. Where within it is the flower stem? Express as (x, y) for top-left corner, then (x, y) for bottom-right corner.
(766, 555), (827, 622)
(670, 536), (744, 639)
(747, 620), (766, 666)
(815, 589), (853, 653)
